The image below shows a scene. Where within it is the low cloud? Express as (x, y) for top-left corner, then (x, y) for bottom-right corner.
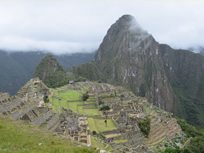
(0, 1), (204, 54)
(0, 36), (98, 54)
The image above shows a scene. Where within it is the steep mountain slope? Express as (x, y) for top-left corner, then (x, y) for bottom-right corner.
(34, 55), (65, 81)
(0, 50), (95, 95)
(93, 15), (174, 112)
(33, 55), (72, 88)
(71, 15), (204, 128)
(159, 45), (204, 127)
(188, 46), (204, 56)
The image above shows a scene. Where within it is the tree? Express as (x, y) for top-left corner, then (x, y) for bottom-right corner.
(137, 117), (151, 137)
(82, 92), (89, 101)
(43, 96), (49, 103)
(100, 105), (110, 111)
(92, 131), (97, 135)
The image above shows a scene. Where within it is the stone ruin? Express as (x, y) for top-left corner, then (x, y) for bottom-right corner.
(0, 79), (187, 153)
(0, 79), (92, 148)
(80, 82), (186, 152)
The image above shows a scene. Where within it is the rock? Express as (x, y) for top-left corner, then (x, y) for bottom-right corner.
(38, 143), (42, 146)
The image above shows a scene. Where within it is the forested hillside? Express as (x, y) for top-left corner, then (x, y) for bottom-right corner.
(0, 50), (95, 95)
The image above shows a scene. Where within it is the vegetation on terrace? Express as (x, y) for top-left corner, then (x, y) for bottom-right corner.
(50, 84), (118, 151)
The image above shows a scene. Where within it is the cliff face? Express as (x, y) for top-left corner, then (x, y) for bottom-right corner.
(159, 45), (204, 127)
(94, 15), (174, 112)
(72, 15), (204, 128)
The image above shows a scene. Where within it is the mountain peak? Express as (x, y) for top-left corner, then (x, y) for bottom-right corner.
(114, 14), (146, 34)
(118, 14), (135, 22)
(94, 15), (154, 64)
(34, 54), (65, 81)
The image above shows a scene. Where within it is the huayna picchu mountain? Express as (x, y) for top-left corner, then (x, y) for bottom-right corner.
(71, 15), (204, 128)
(34, 54), (65, 81)
(34, 55), (71, 88)
(0, 50), (95, 95)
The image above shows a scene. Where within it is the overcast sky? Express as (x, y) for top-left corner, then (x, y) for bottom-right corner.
(0, 1), (204, 54)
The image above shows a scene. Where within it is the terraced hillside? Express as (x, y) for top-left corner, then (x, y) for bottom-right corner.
(51, 81), (187, 152)
(0, 78), (189, 152)
(0, 79), (102, 152)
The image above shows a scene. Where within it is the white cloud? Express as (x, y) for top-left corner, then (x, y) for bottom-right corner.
(0, 1), (204, 54)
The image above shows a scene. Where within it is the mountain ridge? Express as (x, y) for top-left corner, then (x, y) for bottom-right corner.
(71, 15), (204, 128)
(0, 50), (95, 95)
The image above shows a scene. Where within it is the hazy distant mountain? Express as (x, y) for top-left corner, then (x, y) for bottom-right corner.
(0, 50), (95, 95)
(72, 15), (204, 128)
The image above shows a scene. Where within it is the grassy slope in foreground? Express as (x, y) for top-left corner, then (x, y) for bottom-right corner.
(0, 115), (97, 153)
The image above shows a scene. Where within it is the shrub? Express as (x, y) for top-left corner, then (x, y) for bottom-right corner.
(162, 146), (181, 153)
(137, 117), (151, 137)
(82, 92), (89, 101)
(92, 131), (97, 135)
(99, 133), (105, 139)
(43, 96), (49, 103)
(100, 105), (110, 111)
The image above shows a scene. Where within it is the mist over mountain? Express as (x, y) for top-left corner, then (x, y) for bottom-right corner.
(188, 46), (204, 56)
(72, 15), (204, 128)
(0, 50), (95, 95)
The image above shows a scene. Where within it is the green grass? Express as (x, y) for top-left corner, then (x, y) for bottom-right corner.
(145, 106), (150, 111)
(0, 115), (97, 153)
(81, 86), (88, 93)
(95, 119), (117, 132)
(88, 118), (117, 133)
(51, 87), (100, 116)
(51, 89), (82, 112)
(88, 118), (99, 133)
(59, 90), (81, 101)
(51, 97), (61, 113)
(91, 136), (105, 150)
(113, 139), (128, 144)
(77, 106), (85, 114)
(84, 102), (96, 105)
(83, 109), (100, 116)
(67, 102), (83, 112)
(90, 136), (112, 151)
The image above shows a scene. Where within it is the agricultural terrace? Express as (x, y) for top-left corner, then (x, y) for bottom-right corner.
(50, 83), (117, 149)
